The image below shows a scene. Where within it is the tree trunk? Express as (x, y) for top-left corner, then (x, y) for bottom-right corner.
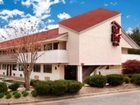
(24, 70), (30, 90)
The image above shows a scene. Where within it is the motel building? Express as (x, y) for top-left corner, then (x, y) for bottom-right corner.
(0, 8), (140, 82)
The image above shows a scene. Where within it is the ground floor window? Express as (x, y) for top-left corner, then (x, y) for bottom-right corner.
(12, 64), (17, 71)
(2, 64), (7, 70)
(43, 64), (52, 73)
(33, 64), (41, 72)
(19, 64), (24, 71)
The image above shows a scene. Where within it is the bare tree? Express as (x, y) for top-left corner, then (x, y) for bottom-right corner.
(0, 21), (44, 90)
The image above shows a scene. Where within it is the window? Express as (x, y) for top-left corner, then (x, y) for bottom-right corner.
(43, 64), (52, 73)
(59, 42), (66, 50)
(37, 46), (42, 51)
(33, 64), (40, 72)
(0, 51), (2, 55)
(12, 64), (17, 71)
(53, 42), (59, 50)
(19, 65), (24, 71)
(2, 64), (6, 70)
(44, 43), (52, 50)
(2, 50), (6, 55)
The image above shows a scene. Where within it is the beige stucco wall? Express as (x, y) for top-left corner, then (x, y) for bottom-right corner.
(120, 37), (132, 49)
(109, 65), (122, 69)
(79, 15), (122, 65)
(59, 25), (79, 65)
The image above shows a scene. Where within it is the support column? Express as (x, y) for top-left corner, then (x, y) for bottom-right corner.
(77, 65), (83, 82)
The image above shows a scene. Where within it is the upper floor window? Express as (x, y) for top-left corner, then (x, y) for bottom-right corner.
(33, 64), (41, 72)
(53, 42), (59, 50)
(44, 43), (52, 50)
(59, 41), (66, 50)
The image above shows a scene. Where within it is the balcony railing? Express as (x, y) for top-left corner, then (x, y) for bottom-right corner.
(0, 54), (17, 63)
(122, 54), (140, 63)
(36, 50), (68, 63)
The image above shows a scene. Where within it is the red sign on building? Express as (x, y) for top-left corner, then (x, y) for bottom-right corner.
(111, 21), (121, 46)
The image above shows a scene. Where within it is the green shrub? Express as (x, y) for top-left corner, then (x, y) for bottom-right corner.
(132, 74), (140, 85)
(34, 80), (83, 96)
(86, 75), (107, 88)
(51, 80), (67, 96)
(35, 81), (53, 96)
(14, 92), (21, 98)
(30, 79), (40, 87)
(124, 75), (131, 84)
(0, 82), (7, 93)
(67, 80), (83, 94)
(4, 91), (10, 96)
(0, 93), (4, 98)
(12, 91), (18, 95)
(22, 91), (29, 97)
(31, 90), (38, 97)
(107, 74), (124, 86)
(5, 93), (12, 99)
(8, 82), (20, 91)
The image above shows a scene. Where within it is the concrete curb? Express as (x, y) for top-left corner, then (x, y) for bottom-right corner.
(2, 88), (140, 105)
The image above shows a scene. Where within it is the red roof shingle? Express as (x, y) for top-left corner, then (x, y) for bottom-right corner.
(59, 8), (120, 32)
(0, 28), (61, 48)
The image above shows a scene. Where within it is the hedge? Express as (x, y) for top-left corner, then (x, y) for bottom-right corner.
(131, 74), (140, 85)
(30, 79), (40, 87)
(67, 80), (83, 94)
(86, 75), (107, 88)
(8, 82), (20, 91)
(34, 80), (83, 96)
(107, 74), (124, 86)
(51, 80), (67, 96)
(34, 80), (53, 96)
(0, 82), (7, 93)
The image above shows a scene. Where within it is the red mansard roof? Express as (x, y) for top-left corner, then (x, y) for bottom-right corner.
(59, 8), (120, 32)
(0, 28), (63, 48)
(0, 8), (120, 48)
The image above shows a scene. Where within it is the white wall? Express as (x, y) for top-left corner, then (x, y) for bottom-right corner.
(18, 50), (68, 64)
(122, 54), (140, 63)
(0, 54), (17, 63)
(10, 64), (64, 80)
(79, 15), (122, 65)
(121, 36), (132, 49)
(96, 69), (122, 75)
(31, 64), (64, 80)
(36, 50), (68, 63)
(0, 70), (6, 75)
(59, 25), (79, 65)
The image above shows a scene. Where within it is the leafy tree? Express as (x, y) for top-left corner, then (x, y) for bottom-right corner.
(0, 21), (44, 90)
(128, 27), (140, 55)
(129, 27), (140, 46)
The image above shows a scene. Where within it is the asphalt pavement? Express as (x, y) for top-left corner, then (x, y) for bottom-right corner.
(19, 91), (140, 105)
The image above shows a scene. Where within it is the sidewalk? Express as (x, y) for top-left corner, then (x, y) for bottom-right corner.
(0, 84), (140, 105)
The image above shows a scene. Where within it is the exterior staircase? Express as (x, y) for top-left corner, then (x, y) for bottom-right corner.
(82, 66), (99, 82)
